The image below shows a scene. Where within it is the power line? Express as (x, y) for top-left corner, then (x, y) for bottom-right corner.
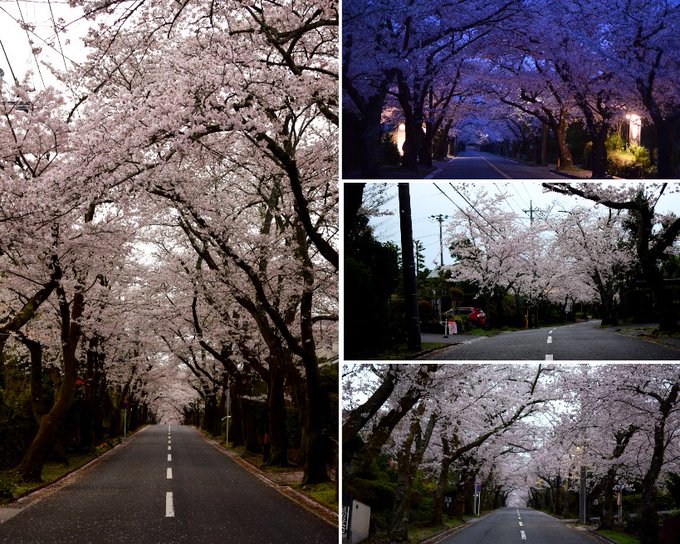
(47, 0), (68, 71)
(494, 182), (519, 216)
(449, 183), (504, 237)
(15, 0), (46, 87)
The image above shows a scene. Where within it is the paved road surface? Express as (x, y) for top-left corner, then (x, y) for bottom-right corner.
(442, 508), (596, 544)
(430, 151), (566, 179)
(0, 425), (336, 544)
(422, 321), (680, 360)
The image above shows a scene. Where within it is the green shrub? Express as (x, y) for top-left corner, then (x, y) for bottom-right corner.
(607, 146), (655, 178)
(0, 473), (16, 500)
(630, 145), (651, 167)
(446, 314), (472, 333)
(606, 132), (626, 152)
(583, 141), (592, 168)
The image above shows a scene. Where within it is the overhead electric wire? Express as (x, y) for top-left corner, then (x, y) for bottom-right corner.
(15, 0), (46, 87)
(47, 0), (68, 71)
(494, 181), (520, 216)
(0, 5), (80, 66)
(449, 182), (505, 237)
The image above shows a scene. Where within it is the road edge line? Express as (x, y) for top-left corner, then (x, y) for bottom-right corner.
(200, 431), (339, 528)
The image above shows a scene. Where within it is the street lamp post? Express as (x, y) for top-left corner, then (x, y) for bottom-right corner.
(225, 363), (244, 449)
(579, 464), (587, 524)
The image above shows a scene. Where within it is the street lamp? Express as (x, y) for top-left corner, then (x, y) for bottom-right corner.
(225, 362), (245, 448)
(625, 113), (642, 146)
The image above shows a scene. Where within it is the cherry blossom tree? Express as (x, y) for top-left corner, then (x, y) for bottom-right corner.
(1, 0), (338, 487)
(545, 182), (680, 331)
(549, 207), (635, 325)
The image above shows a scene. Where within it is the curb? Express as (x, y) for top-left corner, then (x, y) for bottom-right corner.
(583, 528), (618, 544)
(203, 435), (338, 528)
(613, 328), (680, 352)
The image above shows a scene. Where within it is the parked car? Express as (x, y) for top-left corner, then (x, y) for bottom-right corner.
(445, 306), (488, 328)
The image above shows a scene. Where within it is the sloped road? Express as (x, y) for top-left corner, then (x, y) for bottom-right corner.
(0, 425), (336, 544)
(441, 508), (596, 544)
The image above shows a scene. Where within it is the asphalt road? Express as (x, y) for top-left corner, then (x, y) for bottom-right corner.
(430, 151), (566, 179)
(421, 321), (680, 360)
(0, 425), (336, 544)
(442, 508), (596, 544)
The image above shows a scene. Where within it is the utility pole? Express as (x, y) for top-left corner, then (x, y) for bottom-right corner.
(523, 200), (546, 225)
(430, 214), (450, 325)
(399, 184), (421, 352)
(429, 214), (450, 268)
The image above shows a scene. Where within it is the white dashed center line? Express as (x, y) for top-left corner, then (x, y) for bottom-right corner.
(547, 336), (552, 344)
(168, 453), (172, 462)
(165, 492), (175, 517)
(167, 467), (173, 479)
(520, 530), (527, 540)
(545, 354), (554, 360)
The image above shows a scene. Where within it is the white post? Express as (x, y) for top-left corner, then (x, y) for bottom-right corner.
(225, 385), (231, 448)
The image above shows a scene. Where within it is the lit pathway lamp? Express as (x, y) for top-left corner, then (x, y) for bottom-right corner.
(626, 113), (642, 147)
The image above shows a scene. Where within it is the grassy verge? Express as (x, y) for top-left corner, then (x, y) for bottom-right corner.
(369, 342), (450, 360)
(0, 439), (120, 505)
(295, 481), (337, 511)
(407, 517), (466, 543)
(596, 529), (640, 544)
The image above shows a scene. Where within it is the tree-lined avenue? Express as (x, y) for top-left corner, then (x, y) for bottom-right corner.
(0, 425), (336, 544)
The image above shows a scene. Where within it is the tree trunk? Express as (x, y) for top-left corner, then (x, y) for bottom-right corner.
(265, 355), (289, 467)
(390, 412), (437, 541)
(599, 472), (616, 530)
(360, 92), (388, 178)
(294, 221), (330, 485)
(540, 121), (548, 165)
(654, 117), (678, 178)
(590, 126), (608, 178)
(433, 458), (454, 525)
(555, 113), (574, 169)
(401, 116), (423, 172)
(639, 384), (679, 544)
(20, 289), (84, 482)
(15, 334), (46, 423)
(592, 271), (618, 326)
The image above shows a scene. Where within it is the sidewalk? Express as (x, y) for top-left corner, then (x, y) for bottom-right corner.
(420, 331), (486, 345)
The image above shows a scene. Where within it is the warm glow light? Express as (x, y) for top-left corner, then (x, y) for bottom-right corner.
(627, 113), (642, 146)
(396, 123), (406, 156)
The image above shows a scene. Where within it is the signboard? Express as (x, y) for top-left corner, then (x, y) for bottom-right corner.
(447, 321), (458, 335)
